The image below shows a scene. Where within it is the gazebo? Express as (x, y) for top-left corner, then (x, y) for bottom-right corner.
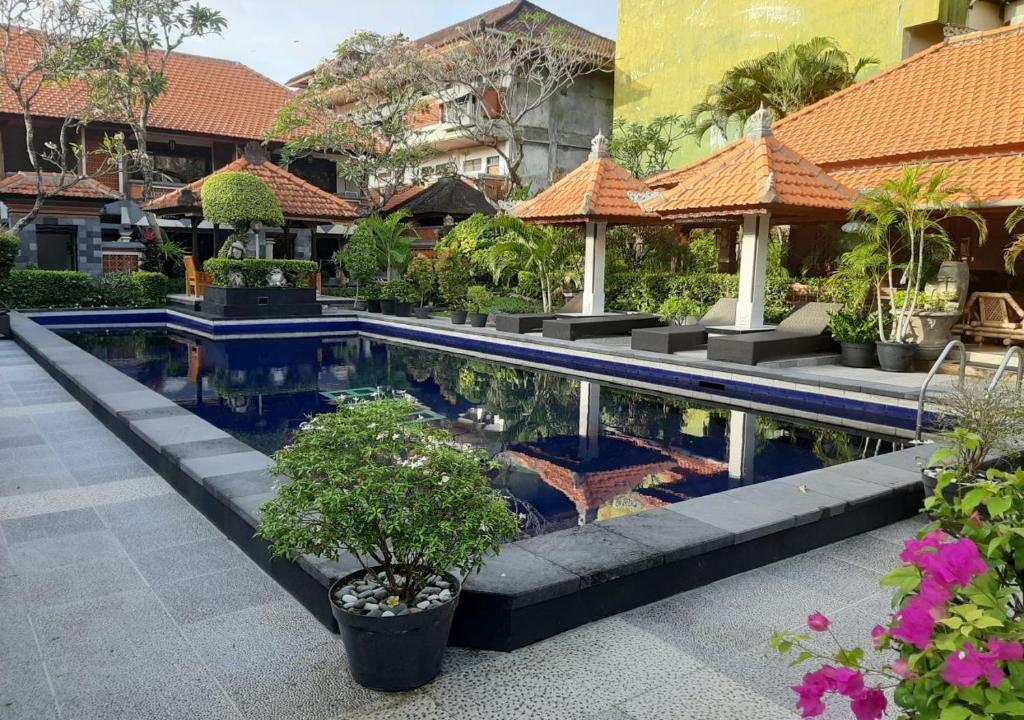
(511, 132), (661, 314)
(144, 144), (361, 262)
(645, 108), (858, 329)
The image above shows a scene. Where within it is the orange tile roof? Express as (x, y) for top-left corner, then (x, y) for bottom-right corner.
(0, 172), (119, 201)
(0, 28), (294, 141)
(145, 157), (360, 222)
(647, 132), (858, 220)
(512, 140), (660, 225)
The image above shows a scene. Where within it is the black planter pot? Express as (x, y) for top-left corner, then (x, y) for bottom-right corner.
(380, 300), (396, 315)
(201, 286), (321, 318)
(330, 571), (460, 692)
(413, 306), (431, 319)
(395, 302), (412, 317)
(468, 312), (488, 328)
(840, 342), (876, 368)
(876, 341), (916, 372)
(366, 300), (381, 313)
(0, 311), (10, 338)
(450, 310), (467, 325)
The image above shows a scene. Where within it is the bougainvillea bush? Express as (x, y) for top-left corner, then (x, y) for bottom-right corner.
(772, 432), (1023, 720)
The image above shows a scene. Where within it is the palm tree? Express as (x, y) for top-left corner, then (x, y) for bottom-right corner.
(847, 166), (986, 343)
(351, 210), (414, 279)
(484, 216), (575, 312)
(690, 37), (877, 143)
(1004, 206), (1024, 273)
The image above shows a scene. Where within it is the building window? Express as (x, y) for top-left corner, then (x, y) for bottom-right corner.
(131, 142), (210, 184)
(462, 158), (482, 174)
(486, 155), (501, 175)
(443, 95), (476, 123)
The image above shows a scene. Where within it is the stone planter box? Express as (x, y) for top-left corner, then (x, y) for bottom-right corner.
(202, 286), (321, 319)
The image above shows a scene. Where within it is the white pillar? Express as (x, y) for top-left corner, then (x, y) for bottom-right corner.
(577, 380), (601, 460)
(727, 410), (757, 486)
(582, 220), (607, 315)
(735, 212), (771, 329)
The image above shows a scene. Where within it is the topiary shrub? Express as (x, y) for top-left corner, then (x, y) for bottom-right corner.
(201, 172), (285, 257)
(4, 269), (98, 308)
(203, 258), (317, 288)
(0, 233), (20, 309)
(94, 271), (167, 307)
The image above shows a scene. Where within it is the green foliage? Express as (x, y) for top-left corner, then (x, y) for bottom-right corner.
(435, 213), (504, 277)
(826, 309), (878, 344)
(486, 295), (543, 314)
(686, 231), (719, 274)
(435, 249), (471, 310)
(96, 271), (167, 307)
(0, 233), (20, 308)
(351, 212), (414, 278)
(201, 172), (285, 230)
(4, 270), (97, 308)
(336, 233), (378, 288)
(928, 382), (1024, 479)
(403, 256), (436, 306)
(380, 278), (417, 303)
(258, 399), (518, 602)
(362, 281), (383, 301)
(202, 258), (317, 288)
(609, 114), (690, 179)
(466, 285), (493, 314)
(482, 216), (580, 312)
(658, 297), (701, 324)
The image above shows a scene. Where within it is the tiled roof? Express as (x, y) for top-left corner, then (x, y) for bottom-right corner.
(647, 132), (858, 220)
(385, 176), (496, 217)
(144, 157), (360, 222)
(773, 25), (1024, 171)
(0, 28), (294, 141)
(512, 144), (659, 225)
(382, 185), (427, 212)
(0, 172), (119, 200)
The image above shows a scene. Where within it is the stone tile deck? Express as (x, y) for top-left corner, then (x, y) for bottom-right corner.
(0, 340), (921, 719)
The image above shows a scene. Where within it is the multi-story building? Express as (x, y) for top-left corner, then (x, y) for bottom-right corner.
(286, 0), (616, 195)
(614, 0), (1024, 167)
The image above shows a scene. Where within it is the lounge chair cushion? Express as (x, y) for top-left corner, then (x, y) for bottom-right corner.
(494, 313), (558, 334)
(631, 325), (708, 353)
(542, 314), (663, 341)
(707, 331), (838, 365)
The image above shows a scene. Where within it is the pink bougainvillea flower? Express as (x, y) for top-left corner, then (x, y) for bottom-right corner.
(807, 613), (831, 632)
(900, 530), (947, 566)
(928, 539), (989, 589)
(987, 639), (1024, 662)
(890, 597), (937, 650)
(792, 669), (833, 718)
(917, 576), (953, 609)
(870, 625), (886, 648)
(942, 644), (1005, 689)
(849, 688), (887, 720)
(828, 667), (865, 697)
(890, 658), (915, 679)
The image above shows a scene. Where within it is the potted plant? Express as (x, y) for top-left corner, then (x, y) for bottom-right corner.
(905, 289), (961, 361)
(827, 309), (878, 368)
(466, 285), (492, 327)
(436, 249), (470, 324)
(379, 280), (398, 315)
(389, 279), (416, 317)
(844, 166), (986, 372)
(335, 232), (378, 310)
(657, 296), (701, 326)
(404, 256), (436, 319)
(0, 233), (19, 337)
(363, 281), (382, 313)
(258, 399), (517, 691)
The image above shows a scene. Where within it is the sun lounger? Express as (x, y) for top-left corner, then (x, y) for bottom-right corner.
(706, 302), (842, 365)
(630, 298), (738, 353)
(542, 313), (663, 341)
(494, 312), (559, 334)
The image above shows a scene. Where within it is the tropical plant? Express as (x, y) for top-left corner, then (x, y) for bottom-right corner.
(335, 233), (377, 305)
(609, 114), (690, 179)
(845, 167), (986, 344)
(403, 256), (435, 307)
(201, 172), (285, 258)
(827, 309), (878, 344)
(0, 233), (20, 310)
(435, 213), (504, 278)
(927, 381), (1024, 480)
(658, 296), (701, 325)
(690, 37), (877, 143)
(483, 216), (576, 312)
(435, 249), (470, 310)
(1003, 205), (1024, 274)
(351, 211), (414, 279)
(466, 285), (492, 315)
(258, 399), (518, 604)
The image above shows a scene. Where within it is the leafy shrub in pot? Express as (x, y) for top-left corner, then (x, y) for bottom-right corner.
(258, 399), (517, 690)
(436, 249), (470, 321)
(0, 233), (19, 335)
(362, 281), (382, 312)
(466, 285), (492, 327)
(203, 258), (317, 288)
(658, 296), (701, 325)
(827, 310), (878, 368)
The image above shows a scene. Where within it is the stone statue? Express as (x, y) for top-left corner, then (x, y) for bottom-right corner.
(267, 268), (287, 287)
(227, 270), (245, 288)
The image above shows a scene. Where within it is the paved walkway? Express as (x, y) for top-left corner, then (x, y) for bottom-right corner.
(0, 339), (921, 720)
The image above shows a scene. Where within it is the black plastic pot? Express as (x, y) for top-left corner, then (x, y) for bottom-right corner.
(0, 312), (9, 338)
(840, 342), (875, 368)
(330, 571), (460, 692)
(468, 312), (488, 328)
(876, 341), (916, 372)
(395, 302), (412, 317)
(366, 300), (381, 313)
(380, 300), (396, 315)
(413, 306), (431, 319)
(450, 310), (467, 325)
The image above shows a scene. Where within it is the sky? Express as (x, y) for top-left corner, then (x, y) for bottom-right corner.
(177, 0), (618, 85)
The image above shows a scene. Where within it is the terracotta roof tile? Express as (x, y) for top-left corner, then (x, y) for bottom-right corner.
(647, 134), (857, 220)
(512, 151), (659, 225)
(144, 158), (360, 222)
(0, 28), (294, 141)
(0, 172), (119, 200)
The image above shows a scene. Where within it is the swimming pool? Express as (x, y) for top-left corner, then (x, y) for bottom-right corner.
(61, 329), (906, 536)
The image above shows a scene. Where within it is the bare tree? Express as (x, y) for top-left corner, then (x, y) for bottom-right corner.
(272, 31), (436, 211)
(88, 0), (225, 206)
(421, 10), (610, 192)
(0, 0), (115, 233)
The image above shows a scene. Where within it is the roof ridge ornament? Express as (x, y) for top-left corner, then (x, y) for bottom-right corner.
(745, 104), (775, 140)
(242, 141), (269, 165)
(589, 131), (609, 161)
(626, 190), (661, 207)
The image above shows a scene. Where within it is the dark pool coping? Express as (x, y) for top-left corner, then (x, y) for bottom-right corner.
(13, 311), (931, 650)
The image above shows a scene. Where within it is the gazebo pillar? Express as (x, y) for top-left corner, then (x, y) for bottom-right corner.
(582, 220), (607, 315)
(735, 212), (771, 329)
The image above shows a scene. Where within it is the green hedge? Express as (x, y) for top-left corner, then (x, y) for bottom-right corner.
(201, 172), (285, 229)
(3, 269), (168, 309)
(203, 258), (317, 288)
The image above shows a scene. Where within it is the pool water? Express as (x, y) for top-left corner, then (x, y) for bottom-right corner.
(62, 330), (905, 536)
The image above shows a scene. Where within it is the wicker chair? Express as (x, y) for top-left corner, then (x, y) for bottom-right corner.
(183, 255), (212, 298)
(960, 292), (1024, 346)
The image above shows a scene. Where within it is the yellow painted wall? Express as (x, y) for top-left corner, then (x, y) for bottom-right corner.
(614, 0), (978, 167)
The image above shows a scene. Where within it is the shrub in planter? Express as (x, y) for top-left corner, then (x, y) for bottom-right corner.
(202, 172), (285, 258)
(97, 271), (167, 308)
(4, 269), (98, 308)
(466, 285), (492, 327)
(258, 399), (517, 691)
(404, 256), (436, 312)
(387, 279), (416, 316)
(336, 232), (378, 307)
(0, 233), (20, 335)
(362, 281), (383, 312)
(487, 295), (543, 315)
(202, 258), (317, 288)
(827, 310), (879, 368)
(658, 296), (701, 325)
